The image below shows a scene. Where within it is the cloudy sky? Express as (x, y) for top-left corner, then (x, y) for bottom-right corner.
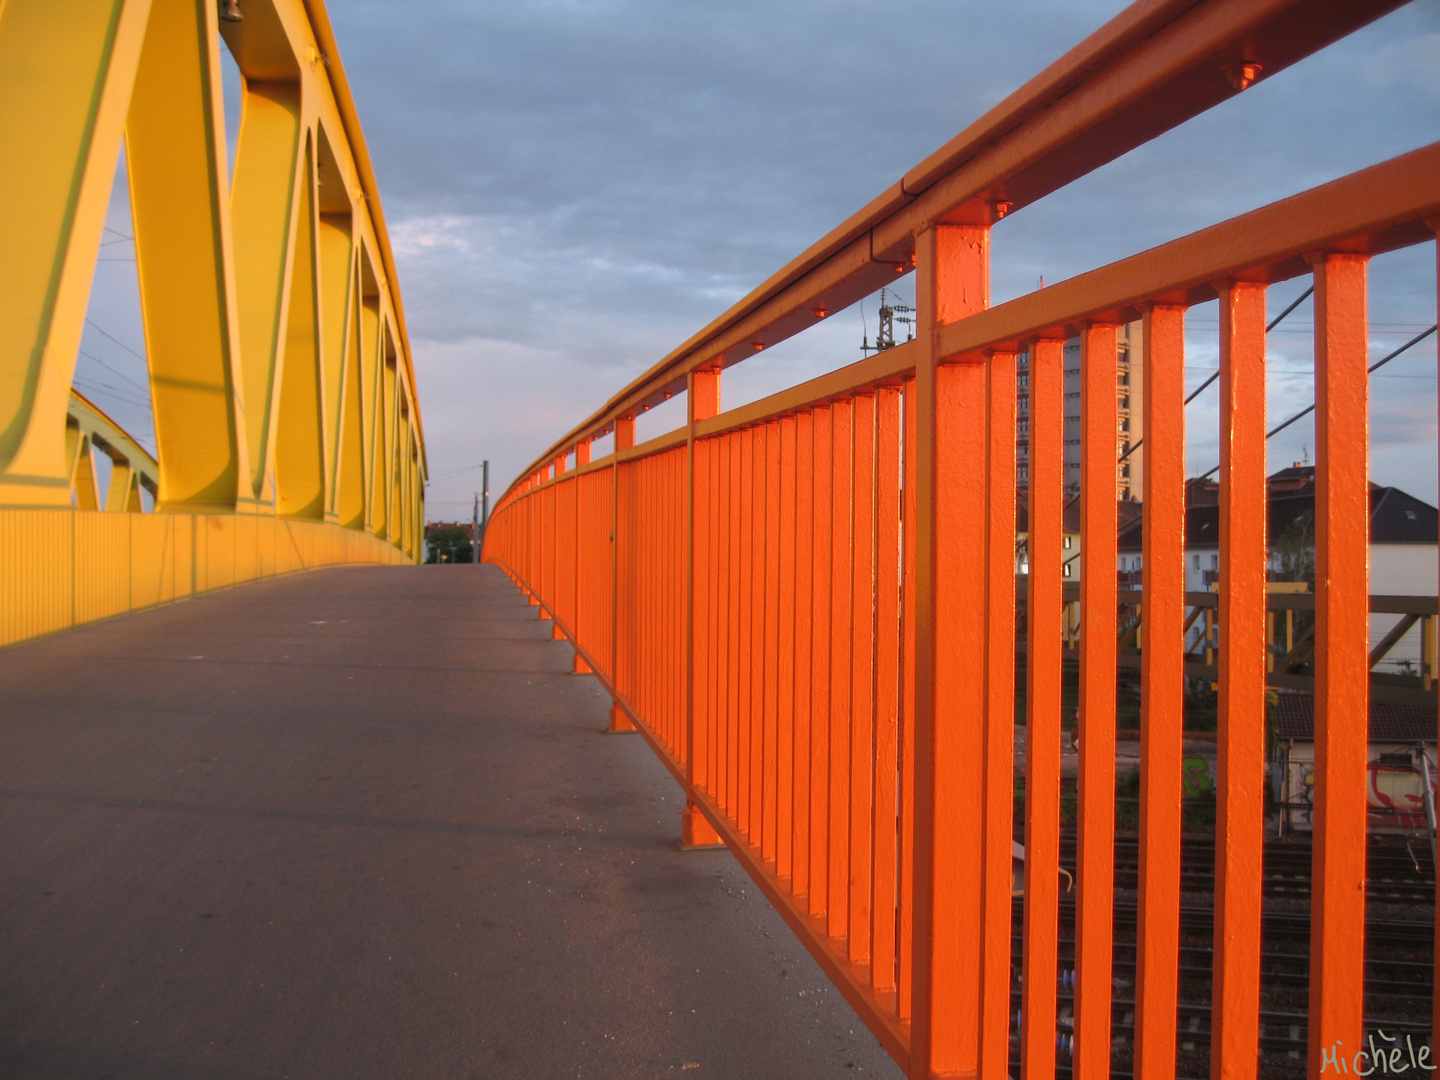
(81, 0), (1440, 517)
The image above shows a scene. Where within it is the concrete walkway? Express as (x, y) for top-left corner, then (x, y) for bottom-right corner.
(0, 564), (903, 1080)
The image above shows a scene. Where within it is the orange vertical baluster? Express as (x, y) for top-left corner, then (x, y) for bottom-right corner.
(752, 424), (770, 843)
(670, 452), (678, 739)
(664, 454), (672, 739)
(689, 370), (721, 822)
(872, 386), (902, 999)
(691, 436), (710, 789)
(653, 457), (662, 736)
(673, 450), (683, 750)
(567, 476), (578, 631)
(645, 458), (654, 728)
(693, 370), (721, 798)
(738, 427), (755, 837)
(811, 404), (834, 921)
(1433, 225), (1440, 1054)
(677, 449), (687, 752)
(641, 458), (651, 719)
(764, 420), (782, 865)
(911, 222), (989, 1080)
(710, 436), (724, 796)
(635, 459), (645, 720)
(662, 457), (670, 738)
(980, 348), (1017, 1078)
(606, 467), (616, 675)
(1134, 306), (1185, 1080)
(612, 459), (625, 713)
(829, 397), (854, 945)
(540, 483), (549, 603)
(659, 462), (667, 731)
(850, 392), (877, 967)
(728, 431), (743, 818)
(712, 438), (726, 799)
(747, 425), (765, 838)
(706, 441), (720, 791)
(899, 378), (918, 1024)
(719, 432), (734, 812)
(651, 458), (660, 736)
(650, 456), (658, 727)
(1214, 281), (1268, 1078)
(1308, 253), (1370, 1068)
(778, 414), (798, 885)
(794, 410), (816, 904)
(1022, 336), (1065, 1080)
(1075, 321), (1119, 1080)
(674, 450), (684, 750)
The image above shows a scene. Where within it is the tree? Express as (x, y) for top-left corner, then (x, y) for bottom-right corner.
(426, 525), (474, 564)
(1270, 508), (1315, 584)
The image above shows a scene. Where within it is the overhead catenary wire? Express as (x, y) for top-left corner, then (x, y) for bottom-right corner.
(1194, 323), (1438, 481)
(1116, 285), (1314, 466)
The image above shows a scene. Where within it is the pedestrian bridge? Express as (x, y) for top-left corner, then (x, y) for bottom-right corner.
(3, 0), (1439, 1077)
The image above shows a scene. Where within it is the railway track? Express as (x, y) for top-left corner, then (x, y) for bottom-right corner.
(1004, 831), (1436, 1076)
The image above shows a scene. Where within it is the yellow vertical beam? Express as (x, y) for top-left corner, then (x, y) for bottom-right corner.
(412, 441), (424, 560)
(274, 133), (325, 518)
(393, 390), (409, 550)
(334, 255), (366, 528)
(400, 427), (413, 557)
(317, 202), (353, 520)
(231, 74), (301, 505)
(378, 346), (397, 540)
(357, 269), (380, 530)
(69, 428), (101, 511)
(105, 458), (137, 512)
(0, 0), (153, 507)
(125, 0), (246, 512)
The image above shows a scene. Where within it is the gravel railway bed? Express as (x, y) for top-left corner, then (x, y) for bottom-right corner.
(1003, 831), (1436, 1076)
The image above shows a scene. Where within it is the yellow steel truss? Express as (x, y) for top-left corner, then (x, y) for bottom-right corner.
(67, 388), (160, 513)
(0, 0), (426, 648)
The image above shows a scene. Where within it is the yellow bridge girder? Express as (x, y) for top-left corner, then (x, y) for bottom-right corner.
(67, 388), (160, 513)
(0, 0), (426, 648)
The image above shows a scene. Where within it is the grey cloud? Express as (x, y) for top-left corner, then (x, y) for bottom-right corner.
(321, 0), (1438, 505)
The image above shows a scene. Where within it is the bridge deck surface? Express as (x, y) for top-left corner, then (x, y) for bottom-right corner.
(0, 564), (900, 1080)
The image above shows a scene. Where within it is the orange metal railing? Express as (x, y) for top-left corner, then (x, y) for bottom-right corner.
(482, 1), (1437, 1076)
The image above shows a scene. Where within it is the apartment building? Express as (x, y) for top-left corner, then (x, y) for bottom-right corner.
(1016, 320), (1144, 500)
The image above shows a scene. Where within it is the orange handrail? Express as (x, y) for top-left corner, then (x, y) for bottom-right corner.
(482, 1), (1439, 1076)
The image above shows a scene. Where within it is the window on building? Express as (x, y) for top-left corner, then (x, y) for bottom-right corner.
(1063, 563), (1072, 578)
(1210, 554), (1219, 570)
(1193, 554), (1200, 570)
(1064, 536), (1072, 550)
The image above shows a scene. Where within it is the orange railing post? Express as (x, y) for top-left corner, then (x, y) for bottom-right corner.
(609, 415), (636, 733)
(684, 369), (723, 848)
(910, 220), (990, 1080)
